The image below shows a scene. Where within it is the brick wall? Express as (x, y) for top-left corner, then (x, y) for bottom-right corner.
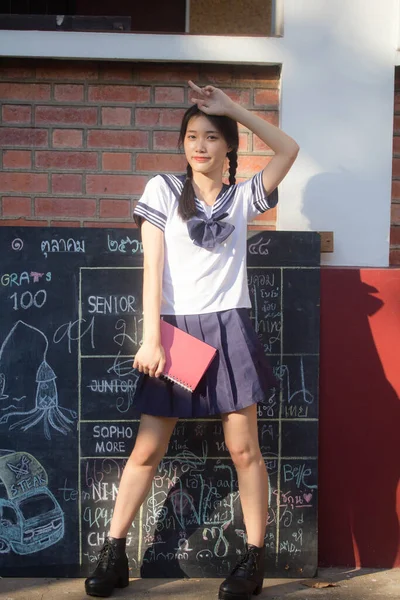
(391, 67), (400, 264)
(0, 59), (280, 230)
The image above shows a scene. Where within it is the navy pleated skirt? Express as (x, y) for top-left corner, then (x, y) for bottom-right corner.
(133, 308), (276, 418)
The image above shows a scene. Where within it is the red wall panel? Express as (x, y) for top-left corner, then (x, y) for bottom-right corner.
(319, 268), (400, 567)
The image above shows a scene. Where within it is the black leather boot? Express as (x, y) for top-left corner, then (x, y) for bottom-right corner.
(219, 543), (265, 600)
(85, 537), (129, 597)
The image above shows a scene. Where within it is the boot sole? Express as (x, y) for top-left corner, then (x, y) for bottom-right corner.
(218, 584), (263, 600)
(85, 578), (129, 597)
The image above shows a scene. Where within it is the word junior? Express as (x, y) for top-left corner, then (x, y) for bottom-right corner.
(87, 295), (136, 314)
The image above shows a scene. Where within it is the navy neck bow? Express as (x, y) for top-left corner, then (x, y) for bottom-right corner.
(187, 212), (235, 249)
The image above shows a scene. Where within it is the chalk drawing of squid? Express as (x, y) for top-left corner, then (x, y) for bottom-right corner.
(0, 321), (77, 440)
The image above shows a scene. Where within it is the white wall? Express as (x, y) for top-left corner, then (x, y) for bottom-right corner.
(278, 0), (398, 266)
(0, 0), (398, 266)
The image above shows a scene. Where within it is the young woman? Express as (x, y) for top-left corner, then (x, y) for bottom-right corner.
(85, 81), (299, 599)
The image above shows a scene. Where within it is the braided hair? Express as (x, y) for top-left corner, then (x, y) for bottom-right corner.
(227, 149), (238, 185)
(178, 105), (239, 221)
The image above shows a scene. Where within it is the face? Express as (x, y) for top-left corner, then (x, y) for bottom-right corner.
(183, 115), (230, 178)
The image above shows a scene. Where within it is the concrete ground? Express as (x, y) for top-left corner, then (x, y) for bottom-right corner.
(1, 568), (400, 600)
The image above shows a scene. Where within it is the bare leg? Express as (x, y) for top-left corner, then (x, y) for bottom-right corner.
(222, 404), (268, 547)
(109, 413), (178, 538)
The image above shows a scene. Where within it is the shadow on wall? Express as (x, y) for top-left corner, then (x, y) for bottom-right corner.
(299, 170), (388, 266)
(318, 266), (400, 568)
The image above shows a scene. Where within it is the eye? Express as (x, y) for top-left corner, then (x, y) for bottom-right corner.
(186, 134), (196, 140)
(208, 135), (218, 140)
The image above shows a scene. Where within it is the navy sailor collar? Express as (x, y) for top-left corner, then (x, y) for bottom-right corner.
(160, 174), (236, 219)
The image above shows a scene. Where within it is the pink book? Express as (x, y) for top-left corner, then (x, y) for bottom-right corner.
(160, 319), (217, 392)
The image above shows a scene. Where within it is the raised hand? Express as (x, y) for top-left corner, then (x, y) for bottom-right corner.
(188, 80), (234, 116)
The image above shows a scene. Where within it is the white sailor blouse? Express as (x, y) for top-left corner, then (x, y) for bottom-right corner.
(133, 172), (278, 315)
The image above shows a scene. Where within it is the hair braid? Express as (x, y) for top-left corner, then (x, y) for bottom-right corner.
(227, 150), (238, 186)
(178, 163), (197, 221)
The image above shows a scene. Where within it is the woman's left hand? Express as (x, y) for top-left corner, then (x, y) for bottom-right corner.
(188, 80), (234, 116)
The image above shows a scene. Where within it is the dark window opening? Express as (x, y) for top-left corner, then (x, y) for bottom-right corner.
(0, 0), (187, 33)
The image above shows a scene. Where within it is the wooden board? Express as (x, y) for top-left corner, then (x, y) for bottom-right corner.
(189, 0), (272, 36)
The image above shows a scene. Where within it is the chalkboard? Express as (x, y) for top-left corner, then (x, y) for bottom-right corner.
(0, 227), (320, 579)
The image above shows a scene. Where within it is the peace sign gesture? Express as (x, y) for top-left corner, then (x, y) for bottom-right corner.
(188, 80), (234, 116)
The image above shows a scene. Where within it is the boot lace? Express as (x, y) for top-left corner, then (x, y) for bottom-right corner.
(231, 547), (259, 577)
(98, 541), (117, 570)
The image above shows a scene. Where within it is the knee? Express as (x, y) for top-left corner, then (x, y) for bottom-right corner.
(227, 442), (262, 470)
(129, 443), (165, 468)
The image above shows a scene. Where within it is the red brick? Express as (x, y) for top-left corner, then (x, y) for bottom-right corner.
(86, 174), (147, 195)
(237, 155), (271, 175)
(83, 220), (136, 229)
(0, 62), (36, 79)
(389, 248), (400, 265)
(36, 62), (98, 80)
(0, 218), (45, 227)
(87, 130), (148, 149)
(253, 137), (273, 152)
(99, 64), (133, 81)
(239, 132), (249, 152)
(391, 202), (400, 224)
(136, 153), (186, 172)
(3, 150), (31, 169)
(392, 180), (400, 199)
(395, 92), (400, 112)
(35, 106), (97, 125)
(0, 83), (50, 101)
(0, 173), (48, 193)
(239, 111), (279, 133)
(100, 199), (131, 218)
(393, 159), (400, 178)
(51, 174), (83, 194)
(153, 131), (179, 150)
(101, 107), (132, 126)
(88, 85), (150, 103)
(254, 89), (280, 106)
(394, 116), (400, 133)
(36, 151), (97, 170)
(393, 136), (400, 154)
(248, 224), (275, 231)
(0, 128), (48, 147)
(390, 225), (400, 245)
(35, 197), (96, 217)
(135, 108), (186, 127)
(155, 87), (185, 104)
(50, 220), (82, 227)
(2, 196), (31, 217)
(135, 64), (199, 83)
(199, 64), (280, 85)
(2, 105), (31, 124)
(54, 84), (84, 102)
(102, 152), (132, 171)
(220, 88), (251, 106)
(53, 129), (83, 148)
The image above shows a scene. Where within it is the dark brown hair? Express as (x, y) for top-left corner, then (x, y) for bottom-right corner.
(177, 105), (239, 221)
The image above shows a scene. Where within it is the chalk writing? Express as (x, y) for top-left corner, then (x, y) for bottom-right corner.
(41, 238), (85, 258)
(107, 234), (143, 254)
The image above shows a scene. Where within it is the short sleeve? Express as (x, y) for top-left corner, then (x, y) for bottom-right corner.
(236, 171), (279, 222)
(133, 175), (170, 232)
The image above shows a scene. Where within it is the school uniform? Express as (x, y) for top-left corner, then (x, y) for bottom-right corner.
(133, 173), (278, 418)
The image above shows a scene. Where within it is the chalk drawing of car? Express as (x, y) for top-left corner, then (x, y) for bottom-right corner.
(0, 451), (64, 555)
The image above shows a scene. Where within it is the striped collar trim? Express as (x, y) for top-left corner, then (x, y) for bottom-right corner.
(160, 174), (235, 215)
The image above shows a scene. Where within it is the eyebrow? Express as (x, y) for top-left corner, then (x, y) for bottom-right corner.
(187, 129), (219, 134)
